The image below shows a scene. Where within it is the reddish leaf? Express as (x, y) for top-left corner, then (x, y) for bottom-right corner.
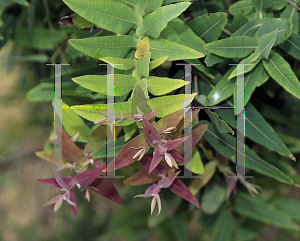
(163, 137), (186, 151)
(60, 128), (86, 166)
(169, 178), (200, 208)
(53, 167), (72, 190)
(74, 168), (103, 187)
(180, 124), (208, 156)
(149, 149), (163, 174)
(142, 116), (161, 147)
(93, 160), (106, 169)
(67, 192), (78, 215)
(225, 176), (237, 200)
(123, 167), (160, 186)
(145, 111), (161, 120)
(154, 109), (187, 133)
(158, 171), (180, 188)
(89, 178), (123, 203)
(168, 149), (186, 163)
(106, 134), (148, 172)
(139, 155), (168, 178)
(37, 177), (73, 188)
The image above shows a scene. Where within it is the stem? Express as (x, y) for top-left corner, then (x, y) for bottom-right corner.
(222, 28), (232, 36)
(286, 0), (300, 11)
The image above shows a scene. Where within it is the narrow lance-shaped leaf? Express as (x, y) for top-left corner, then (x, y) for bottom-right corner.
(280, 4), (299, 34)
(147, 76), (186, 96)
(69, 36), (138, 59)
(99, 57), (137, 70)
(255, 29), (277, 60)
(135, 0), (163, 16)
(160, 17), (209, 55)
(262, 50), (300, 99)
(200, 120), (294, 185)
(169, 178), (200, 207)
(215, 101), (294, 159)
(74, 168), (103, 187)
(149, 38), (205, 61)
(233, 192), (298, 230)
(136, 2), (191, 38)
(229, 0), (254, 15)
(229, 10), (248, 34)
(72, 74), (138, 97)
(204, 36), (259, 58)
(279, 32), (300, 61)
(232, 17), (262, 37)
(187, 12), (228, 43)
(258, 18), (292, 46)
(123, 167), (161, 186)
(63, 0), (140, 34)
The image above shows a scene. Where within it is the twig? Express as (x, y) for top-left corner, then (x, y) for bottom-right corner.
(222, 28), (232, 36)
(43, 0), (67, 64)
(286, 0), (300, 11)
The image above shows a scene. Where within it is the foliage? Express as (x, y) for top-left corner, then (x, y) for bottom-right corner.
(2, 0), (300, 240)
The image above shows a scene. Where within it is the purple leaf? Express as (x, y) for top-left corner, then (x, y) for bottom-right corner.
(145, 183), (160, 195)
(74, 168), (103, 187)
(149, 149), (163, 174)
(142, 116), (161, 147)
(123, 167), (160, 186)
(53, 167), (72, 190)
(168, 150), (186, 163)
(158, 171), (180, 188)
(106, 134), (148, 172)
(139, 155), (168, 178)
(89, 178), (123, 203)
(145, 111), (161, 120)
(169, 178), (200, 208)
(37, 177), (73, 188)
(67, 192), (78, 215)
(163, 137), (185, 151)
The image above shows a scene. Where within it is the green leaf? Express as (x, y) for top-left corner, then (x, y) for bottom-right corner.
(185, 148), (204, 174)
(262, 50), (300, 99)
(72, 74), (138, 96)
(131, 82), (152, 120)
(26, 82), (54, 102)
(91, 135), (127, 158)
(272, 0), (286, 10)
(69, 36), (139, 59)
(201, 182), (226, 214)
(160, 17), (209, 55)
(149, 38), (205, 60)
(72, 16), (93, 28)
(99, 57), (136, 70)
(163, 0), (195, 4)
(276, 132), (300, 154)
(229, 10), (248, 34)
(234, 220), (266, 241)
(135, 0), (163, 16)
(63, 0), (140, 34)
(188, 160), (217, 195)
(205, 109), (233, 134)
(60, 101), (91, 142)
(148, 93), (197, 118)
(233, 192), (298, 230)
(255, 29), (277, 60)
(187, 12), (228, 43)
(147, 76), (186, 96)
(275, 197), (300, 223)
(243, 62), (268, 107)
(251, 0), (273, 12)
(13, 27), (63, 50)
(206, 67), (235, 105)
(136, 2), (191, 38)
(258, 18), (292, 46)
(215, 102), (294, 159)
(232, 17), (262, 37)
(11, 0), (29, 6)
(279, 31), (300, 61)
(184, 59), (216, 79)
(280, 4), (299, 33)
(149, 55), (169, 69)
(200, 120), (294, 185)
(73, 102), (134, 126)
(212, 206), (234, 241)
(124, 123), (138, 141)
(205, 54), (225, 67)
(228, 53), (261, 80)
(134, 52), (151, 79)
(229, 0), (254, 15)
(204, 36), (259, 58)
